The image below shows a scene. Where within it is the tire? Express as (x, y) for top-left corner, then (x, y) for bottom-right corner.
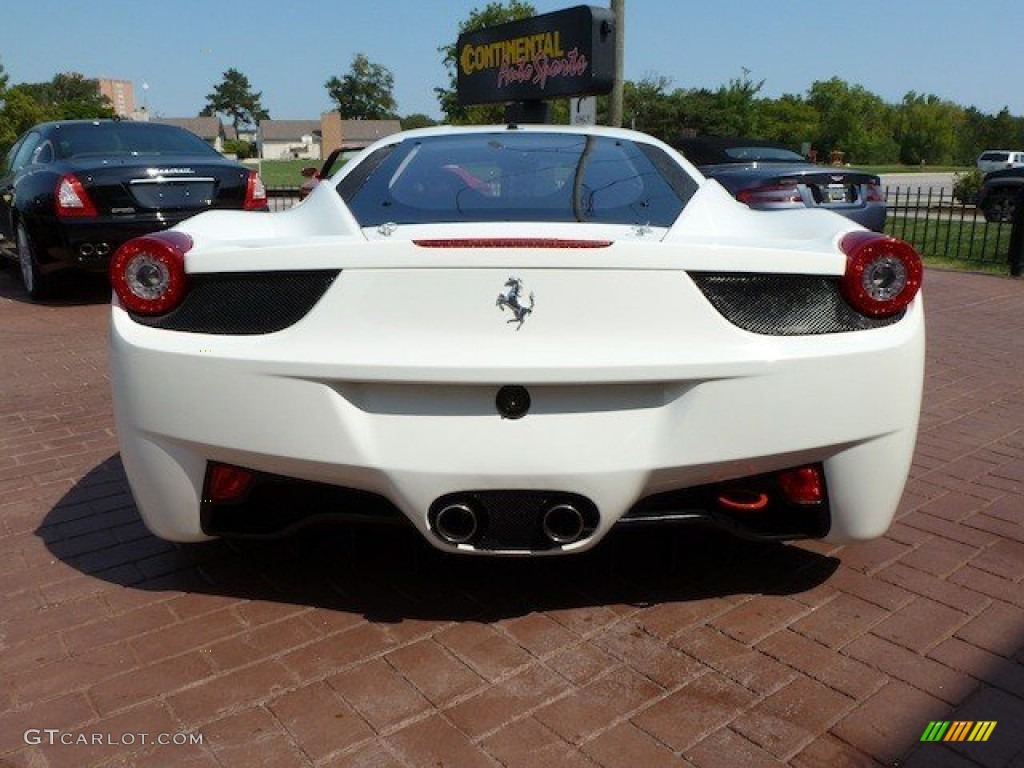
(16, 222), (52, 300)
(980, 190), (1016, 223)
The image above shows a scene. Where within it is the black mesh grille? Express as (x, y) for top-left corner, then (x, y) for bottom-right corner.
(132, 271), (340, 334)
(689, 273), (903, 335)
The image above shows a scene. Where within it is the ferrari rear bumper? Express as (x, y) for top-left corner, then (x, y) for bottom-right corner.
(110, 271), (925, 554)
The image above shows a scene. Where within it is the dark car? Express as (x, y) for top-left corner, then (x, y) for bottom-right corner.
(0, 119), (267, 298)
(976, 167), (1024, 223)
(673, 137), (886, 232)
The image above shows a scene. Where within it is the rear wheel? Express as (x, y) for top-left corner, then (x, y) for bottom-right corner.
(980, 190), (1016, 223)
(16, 223), (51, 300)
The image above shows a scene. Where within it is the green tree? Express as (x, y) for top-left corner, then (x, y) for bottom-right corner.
(401, 113), (439, 130)
(19, 72), (114, 119)
(0, 86), (53, 152)
(986, 107), (1024, 149)
(0, 71), (114, 152)
(325, 53), (398, 120)
(436, 0), (536, 124)
(200, 68), (269, 132)
(893, 92), (962, 165)
(712, 71), (765, 137)
(955, 106), (1024, 165)
(807, 77), (897, 164)
(672, 88), (722, 137)
(620, 75), (676, 140)
(222, 138), (254, 159)
(757, 94), (820, 149)
(955, 107), (990, 164)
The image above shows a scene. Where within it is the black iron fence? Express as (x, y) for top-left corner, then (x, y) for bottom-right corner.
(883, 185), (1022, 275)
(264, 185), (1024, 276)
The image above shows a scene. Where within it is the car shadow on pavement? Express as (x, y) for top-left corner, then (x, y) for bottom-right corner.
(35, 454), (840, 623)
(0, 263), (109, 305)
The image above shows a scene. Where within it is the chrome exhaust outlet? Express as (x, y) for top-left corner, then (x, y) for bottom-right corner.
(78, 243), (95, 257)
(542, 503), (585, 544)
(434, 502), (479, 545)
(95, 242), (110, 256)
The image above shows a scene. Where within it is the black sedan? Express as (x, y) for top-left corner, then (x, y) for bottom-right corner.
(673, 137), (886, 232)
(0, 119), (267, 299)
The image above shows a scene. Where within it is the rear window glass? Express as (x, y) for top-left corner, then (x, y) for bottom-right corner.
(980, 152), (1010, 162)
(722, 146), (805, 163)
(340, 132), (696, 227)
(53, 123), (221, 159)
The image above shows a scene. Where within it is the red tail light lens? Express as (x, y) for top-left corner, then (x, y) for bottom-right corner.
(55, 174), (98, 218)
(205, 463), (255, 502)
(840, 231), (923, 318)
(736, 183), (802, 206)
(110, 231), (192, 315)
(777, 466), (826, 505)
(244, 170), (268, 210)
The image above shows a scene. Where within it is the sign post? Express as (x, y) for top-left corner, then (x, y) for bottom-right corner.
(571, 96), (597, 126)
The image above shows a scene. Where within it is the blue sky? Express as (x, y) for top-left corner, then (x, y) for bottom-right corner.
(1, 0), (1021, 121)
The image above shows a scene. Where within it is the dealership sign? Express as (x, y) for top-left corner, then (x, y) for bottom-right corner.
(456, 5), (615, 106)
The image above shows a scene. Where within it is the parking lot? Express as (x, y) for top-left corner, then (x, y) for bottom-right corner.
(1, 263), (1022, 767)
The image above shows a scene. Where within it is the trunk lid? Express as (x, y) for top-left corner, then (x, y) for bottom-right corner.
(704, 163), (881, 208)
(65, 156), (250, 214)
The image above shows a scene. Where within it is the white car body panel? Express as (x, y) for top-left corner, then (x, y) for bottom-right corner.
(109, 125), (925, 554)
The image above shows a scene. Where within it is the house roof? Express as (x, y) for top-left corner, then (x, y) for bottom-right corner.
(151, 117), (225, 141)
(338, 119), (402, 147)
(259, 120), (321, 142)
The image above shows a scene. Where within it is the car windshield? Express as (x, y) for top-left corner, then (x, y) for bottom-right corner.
(721, 146), (806, 163)
(54, 123), (221, 159)
(340, 132), (696, 227)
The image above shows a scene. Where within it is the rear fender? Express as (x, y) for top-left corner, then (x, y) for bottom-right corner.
(175, 181), (363, 244)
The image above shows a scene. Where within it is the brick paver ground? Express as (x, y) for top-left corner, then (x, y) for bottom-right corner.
(1, 263), (1022, 768)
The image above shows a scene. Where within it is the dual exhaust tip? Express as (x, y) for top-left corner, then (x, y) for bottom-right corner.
(433, 498), (588, 547)
(433, 502), (479, 545)
(78, 242), (111, 258)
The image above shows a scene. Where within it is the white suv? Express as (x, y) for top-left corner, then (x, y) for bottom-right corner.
(977, 150), (1024, 174)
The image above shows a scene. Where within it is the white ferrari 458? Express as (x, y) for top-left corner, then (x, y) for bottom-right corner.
(109, 125), (924, 555)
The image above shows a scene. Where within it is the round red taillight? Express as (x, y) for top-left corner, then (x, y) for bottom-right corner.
(840, 231), (923, 318)
(110, 231), (192, 315)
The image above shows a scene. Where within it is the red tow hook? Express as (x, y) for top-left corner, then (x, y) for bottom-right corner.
(716, 490), (770, 513)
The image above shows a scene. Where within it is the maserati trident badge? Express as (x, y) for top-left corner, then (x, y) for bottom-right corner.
(496, 277), (534, 330)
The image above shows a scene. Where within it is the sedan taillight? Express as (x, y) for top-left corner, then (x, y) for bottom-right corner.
(865, 183), (886, 203)
(244, 170), (268, 210)
(735, 183), (802, 206)
(110, 231), (192, 315)
(840, 231), (923, 318)
(55, 174), (99, 218)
